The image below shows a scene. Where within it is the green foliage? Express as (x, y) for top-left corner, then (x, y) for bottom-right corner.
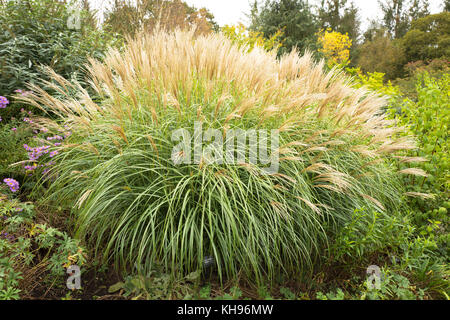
(30, 30), (409, 285)
(279, 286), (296, 299)
(103, 0), (218, 37)
(355, 32), (406, 80)
(320, 72), (449, 300)
(0, 191), (87, 299)
(0, 254), (22, 300)
(325, 206), (448, 299)
(390, 73), (449, 204)
(0, 0), (120, 112)
(108, 267), (200, 300)
(316, 288), (345, 300)
(221, 23), (284, 52)
(379, 0), (430, 39)
(361, 270), (420, 300)
(329, 208), (413, 262)
(402, 12), (450, 62)
(388, 74), (449, 264)
(349, 69), (401, 95)
(395, 59), (450, 100)
(0, 118), (31, 180)
(249, 0), (320, 55)
(317, 0), (360, 43)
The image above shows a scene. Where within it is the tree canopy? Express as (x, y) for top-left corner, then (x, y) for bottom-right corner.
(249, 0), (319, 55)
(402, 12), (450, 62)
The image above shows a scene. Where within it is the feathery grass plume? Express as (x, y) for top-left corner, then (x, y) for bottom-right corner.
(20, 28), (420, 284)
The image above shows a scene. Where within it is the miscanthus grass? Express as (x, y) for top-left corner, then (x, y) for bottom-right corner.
(20, 29), (425, 283)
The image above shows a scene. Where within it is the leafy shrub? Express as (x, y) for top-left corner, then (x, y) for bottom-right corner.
(221, 23), (284, 53)
(395, 59), (450, 101)
(0, 0), (120, 118)
(389, 74), (449, 205)
(404, 59), (450, 79)
(402, 12), (450, 63)
(329, 207), (413, 262)
(356, 32), (406, 80)
(347, 68), (402, 101)
(23, 29), (422, 284)
(388, 73), (449, 252)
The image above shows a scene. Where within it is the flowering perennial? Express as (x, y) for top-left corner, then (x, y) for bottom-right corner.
(0, 96), (8, 108)
(3, 178), (19, 193)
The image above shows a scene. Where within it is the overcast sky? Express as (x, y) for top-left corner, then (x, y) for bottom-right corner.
(90, 0), (445, 31)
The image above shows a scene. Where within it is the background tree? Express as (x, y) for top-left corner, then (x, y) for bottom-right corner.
(356, 30), (406, 80)
(362, 20), (385, 42)
(408, 0), (430, 24)
(402, 12), (450, 62)
(317, 0), (360, 43)
(444, 0), (450, 11)
(80, 0), (99, 30)
(104, 0), (217, 37)
(379, 0), (429, 39)
(249, 0), (319, 55)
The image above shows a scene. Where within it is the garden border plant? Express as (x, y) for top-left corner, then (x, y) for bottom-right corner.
(18, 28), (430, 285)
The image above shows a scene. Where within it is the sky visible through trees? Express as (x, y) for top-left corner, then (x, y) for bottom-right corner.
(87, 0), (444, 30)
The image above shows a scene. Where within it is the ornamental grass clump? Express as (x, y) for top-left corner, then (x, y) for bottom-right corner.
(20, 29), (425, 283)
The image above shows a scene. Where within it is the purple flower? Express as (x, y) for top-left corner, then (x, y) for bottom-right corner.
(24, 163), (37, 171)
(26, 145), (51, 161)
(49, 150), (59, 158)
(0, 231), (15, 241)
(11, 127), (17, 132)
(0, 96), (9, 108)
(47, 135), (63, 141)
(3, 178), (19, 193)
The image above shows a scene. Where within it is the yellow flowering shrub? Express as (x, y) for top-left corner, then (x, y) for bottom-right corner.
(317, 28), (352, 67)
